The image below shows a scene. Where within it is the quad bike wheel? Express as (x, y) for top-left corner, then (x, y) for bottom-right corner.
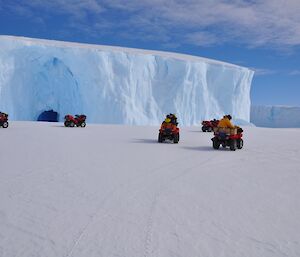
(212, 138), (220, 149)
(202, 126), (206, 132)
(80, 122), (86, 127)
(173, 134), (179, 144)
(237, 139), (243, 149)
(230, 139), (237, 151)
(69, 122), (75, 127)
(1, 122), (8, 128)
(158, 133), (163, 143)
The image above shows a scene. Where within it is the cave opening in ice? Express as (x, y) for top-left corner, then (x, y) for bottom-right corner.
(37, 110), (59, 122)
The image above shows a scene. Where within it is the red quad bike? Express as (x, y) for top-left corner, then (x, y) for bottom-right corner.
(0, 112), (9, 128)
(211, 127), (243, 151)
(202, 120), (219, 132)
(64, 114), (86, 127)
(158, 125), (180, 143)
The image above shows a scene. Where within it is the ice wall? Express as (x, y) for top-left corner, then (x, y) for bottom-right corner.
(251, 105), (300, 128)
(0, 36), (254, 125)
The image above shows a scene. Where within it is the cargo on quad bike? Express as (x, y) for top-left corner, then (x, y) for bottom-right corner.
(202, 119), (219, 132)
(0, 112), (9, 128)
(64, 114), (86, 127)
(158, 123), (180, 143)
(211, 127), (243, 151)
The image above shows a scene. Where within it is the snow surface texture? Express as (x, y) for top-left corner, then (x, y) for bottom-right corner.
(0, 122), (300, 257)
(0, 36), (254, 125)
(251, 105), (300, 128)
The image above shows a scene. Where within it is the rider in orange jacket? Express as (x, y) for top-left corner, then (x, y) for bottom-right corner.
(217, 115), (235, 128)
(161, 117), (176, 130)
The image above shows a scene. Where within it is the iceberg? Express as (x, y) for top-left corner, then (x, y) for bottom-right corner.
(0, 35), (254, 125)
(251, 105), (300, 128)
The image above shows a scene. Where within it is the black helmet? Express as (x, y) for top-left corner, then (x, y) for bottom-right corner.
(227, 115), (232, 120)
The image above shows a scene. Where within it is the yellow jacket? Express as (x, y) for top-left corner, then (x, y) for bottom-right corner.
(217, 117), (235, 129)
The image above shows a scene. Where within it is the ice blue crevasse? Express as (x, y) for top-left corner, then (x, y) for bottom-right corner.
(0, 36), (254, 126)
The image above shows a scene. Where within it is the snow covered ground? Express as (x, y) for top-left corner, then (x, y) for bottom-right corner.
(0, 122), (299, 257)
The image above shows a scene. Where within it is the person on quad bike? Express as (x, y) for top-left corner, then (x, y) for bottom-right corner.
(212, 114), (244, 151)
(166, 113), (178, 126)
(217, 115), (235, 129)
(161, 116), (178, 130)
(217, 115), (243, 133)
(159, 116), (180, 143)
(161, 117), (172, 127)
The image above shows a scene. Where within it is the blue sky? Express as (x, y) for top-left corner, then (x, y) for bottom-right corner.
(1, 0), (300, 106)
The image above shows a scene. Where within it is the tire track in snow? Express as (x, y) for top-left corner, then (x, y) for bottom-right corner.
(143, 155), (216, 257)
(247, 148), (300, 163)
(64, 186), (119, 257)
(143, 191), (159, 257)
(64, 151), (199, 257)
(65, 139), (235, 256)
(247, 237), (290, 257)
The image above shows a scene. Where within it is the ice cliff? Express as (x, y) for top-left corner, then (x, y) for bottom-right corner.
(251, 105), (300, 128)
(0, 36), (254, 125)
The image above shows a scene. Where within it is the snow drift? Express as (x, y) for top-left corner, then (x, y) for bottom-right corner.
(251, 105), (300, 128)
(0, 36), (254, 125)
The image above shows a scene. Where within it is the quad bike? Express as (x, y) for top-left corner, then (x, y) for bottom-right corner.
(0, 112), (9, 128)
(202, 119), (219, 132)
(158, 124), (180, 143)
(211, 127), (243, 151)
(64, 114), (86, 127)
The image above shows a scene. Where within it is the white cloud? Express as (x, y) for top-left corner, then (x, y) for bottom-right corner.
(252, 68), (277, 76)
(289, 70), (300, 75)
(252, 68), (300, 76)
(105, 0), (300, 48)
(18, 0), (104, 19)
(185, 32), (220, 47)
(3, 0), (300, 49)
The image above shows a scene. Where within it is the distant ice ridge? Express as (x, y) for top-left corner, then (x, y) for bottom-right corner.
(251, 105), (300, 128)
(0, 35), (254, 125)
